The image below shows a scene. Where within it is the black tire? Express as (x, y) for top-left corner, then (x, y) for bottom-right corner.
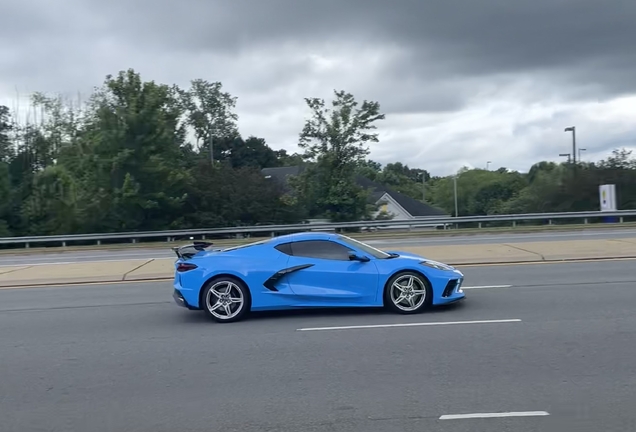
(383, 271), (432, 315)
(201, 276), (251, 323)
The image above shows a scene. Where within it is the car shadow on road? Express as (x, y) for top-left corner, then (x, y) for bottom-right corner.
(248, 301), (467, 323)
(169, 301), (467, 325)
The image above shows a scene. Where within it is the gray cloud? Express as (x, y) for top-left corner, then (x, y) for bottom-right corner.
(3, 0), (635, 103)
(1, 0), (635, 175)
(71, 0), (636, 98)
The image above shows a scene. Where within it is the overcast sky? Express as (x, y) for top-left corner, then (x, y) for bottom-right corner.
(1, 0), (635, 176)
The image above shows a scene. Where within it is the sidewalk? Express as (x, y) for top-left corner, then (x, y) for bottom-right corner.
(1, 237), (635, 288)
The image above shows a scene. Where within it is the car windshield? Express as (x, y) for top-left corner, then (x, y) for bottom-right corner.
(337, 235), (392, 259)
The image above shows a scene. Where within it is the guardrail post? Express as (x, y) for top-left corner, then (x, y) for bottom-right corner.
(478, 222), (482, 229)
(132, 239), (137, 244)
(97, 240), (101, 245)
(548, 220), (552, 225)
(25, 243), (29, 248)
(620, 217), (624, 223)
(584, 218), (588, 224)
(512, 221), (516, 228)
(62, 241), (66, 247)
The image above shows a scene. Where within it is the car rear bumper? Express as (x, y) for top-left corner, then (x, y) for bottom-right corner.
(173, 288), (200, 310)
(173, 271), (201, 310)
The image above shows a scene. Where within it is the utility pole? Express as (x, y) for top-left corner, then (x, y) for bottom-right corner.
(453, 175), (458, 217)
(421, 172), (426, 201)
(564, 126), (576, 164)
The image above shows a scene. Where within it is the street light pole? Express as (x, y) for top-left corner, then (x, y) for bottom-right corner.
(564, 126), (576, 164)
(579, 148), (586, 162)
(486, 161), (491, 170)
(559, 153), (571, 163)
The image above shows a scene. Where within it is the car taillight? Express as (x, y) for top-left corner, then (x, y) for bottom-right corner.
(177, 262), (198, 272)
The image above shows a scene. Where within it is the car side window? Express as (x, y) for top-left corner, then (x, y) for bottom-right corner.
(274, 242), (293, 255)
(290, 240), (353, 261)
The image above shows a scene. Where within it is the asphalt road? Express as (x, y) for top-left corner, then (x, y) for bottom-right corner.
(1, 260), (636, 431)
(1, 227), (636, 266)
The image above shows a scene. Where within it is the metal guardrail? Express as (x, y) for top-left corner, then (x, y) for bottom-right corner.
(1, 210), (635, 248)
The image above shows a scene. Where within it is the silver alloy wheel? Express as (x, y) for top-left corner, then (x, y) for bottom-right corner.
(206, 280), (244, 320)
(390, 274), (427, 312)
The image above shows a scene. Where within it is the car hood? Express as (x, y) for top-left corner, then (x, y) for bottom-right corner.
(386, 250), (459, 271)
(385, 250), (427, 260)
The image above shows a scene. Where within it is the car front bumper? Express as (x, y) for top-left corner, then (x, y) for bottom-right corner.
(433, 275), (466, 305)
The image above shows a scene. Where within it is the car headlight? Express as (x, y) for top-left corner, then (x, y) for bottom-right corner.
(419, 260), (455, 271)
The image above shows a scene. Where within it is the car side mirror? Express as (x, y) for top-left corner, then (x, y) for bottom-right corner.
(348, 252), (370, 262)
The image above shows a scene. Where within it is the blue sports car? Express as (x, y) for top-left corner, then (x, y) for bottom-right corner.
(172, 232), (465, 323)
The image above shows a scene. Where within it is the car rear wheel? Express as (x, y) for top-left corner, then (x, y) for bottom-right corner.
(202, 277), (251, 323)
(384, 271), (432, 314)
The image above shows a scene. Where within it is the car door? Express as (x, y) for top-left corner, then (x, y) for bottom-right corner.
(282, 239), (379, 306)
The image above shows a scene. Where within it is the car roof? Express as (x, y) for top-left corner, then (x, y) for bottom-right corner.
(269, 231), (338, 245)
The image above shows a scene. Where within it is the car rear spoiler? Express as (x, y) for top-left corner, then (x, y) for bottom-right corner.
(172, 241), (214, 260)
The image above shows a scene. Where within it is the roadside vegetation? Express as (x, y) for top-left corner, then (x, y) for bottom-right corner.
(1, 69), (635, 237)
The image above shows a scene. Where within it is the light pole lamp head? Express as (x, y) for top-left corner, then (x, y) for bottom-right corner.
(564, 126), (575, 132)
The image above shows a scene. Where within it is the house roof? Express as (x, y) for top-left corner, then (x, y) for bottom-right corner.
(354, 175), (447, 217)
(261, 166), (447, 217)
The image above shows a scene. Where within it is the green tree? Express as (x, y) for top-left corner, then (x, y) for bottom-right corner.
(275, 149), (304, 167)
(74, 69), (191, 231)
(182, 161), (303, 227)
(0, 105), (13, 162)
(355, 159), (382, 181)
(20, 165), (80, 235)
(428, 168), (527, 216)
(215, 135), (280, 168)
(0, 162), (10, 236)
(293, 90), (385, 221)
(375, 162), (431, 201)
(178, 79), (239, 161)
(0, 105), (13, 235)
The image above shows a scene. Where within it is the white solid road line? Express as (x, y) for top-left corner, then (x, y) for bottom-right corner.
(440, 411), (550, 420)
(297, 318), (521, 332)
(463, 284), (513, 289)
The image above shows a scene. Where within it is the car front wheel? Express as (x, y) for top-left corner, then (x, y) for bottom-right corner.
(384, 271), (432, 314)
(202, 277), (251, 323)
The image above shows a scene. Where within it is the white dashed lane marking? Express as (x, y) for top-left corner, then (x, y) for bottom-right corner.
(297, 318), (522, 332)
(439, 411), (550, 420)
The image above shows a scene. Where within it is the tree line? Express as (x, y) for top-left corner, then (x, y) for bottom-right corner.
(0, 68), (634, 237)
